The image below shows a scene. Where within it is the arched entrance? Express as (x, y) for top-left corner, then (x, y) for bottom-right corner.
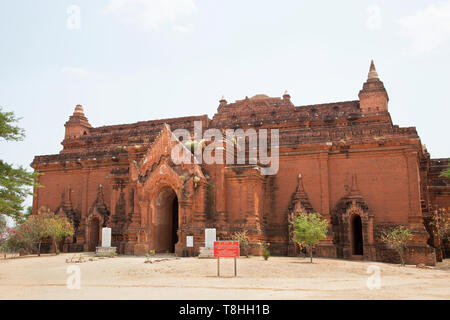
(351, 214), (363, 255)
(153, 186), (179, 253)
(88, 217), (100, 251)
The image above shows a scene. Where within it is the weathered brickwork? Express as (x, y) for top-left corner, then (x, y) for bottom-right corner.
(31, 61), (449, 265)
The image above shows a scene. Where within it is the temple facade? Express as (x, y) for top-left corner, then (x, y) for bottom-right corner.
(31, 61), (450, 265)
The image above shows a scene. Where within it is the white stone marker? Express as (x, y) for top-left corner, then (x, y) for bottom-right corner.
(205, 228), (216, 248)
(186, 236), (194, 247)
(101, 227), (111, 248)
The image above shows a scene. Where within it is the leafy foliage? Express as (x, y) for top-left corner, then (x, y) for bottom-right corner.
(380, 225), (413, 266)
(0, 107), (40, 222)
(0, 107), (24, 141)
(0, 214), (8, 252)
(4, 208), (74, 255)
(0, 160), (39, 221)
(262, 242), (270, 260)
(430, 207), (450, 260)
(440, 168), (450, 179)
(5, 222), (38, 253)
(232, 230), (250, 257)
(0, 214), (6, 235)
(41, 212), (74, 254)
(145, 249), (156, 262)
(430, 208), (450, 241)
(292, 212), (328, 263)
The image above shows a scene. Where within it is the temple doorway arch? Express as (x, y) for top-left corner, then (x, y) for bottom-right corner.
(153, 186), (179, 253)
(351, 214), (363, 255)
(88, 217), (100, 251)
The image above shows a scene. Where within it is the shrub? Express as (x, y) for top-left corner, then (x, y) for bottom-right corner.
(430, 207), (450, 261)
(40, 212), (74, 254)
(232, 230), (250, 257)
(380, 225), (413, 266)
(3, 209), (74, 255)
(262, 242), (270, 260)
(145, 249), (155, 261)
(292, 212), (328, 263)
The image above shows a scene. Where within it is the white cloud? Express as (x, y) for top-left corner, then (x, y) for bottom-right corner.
(172, 23), (194, 33)
(61, 67), (104, 80)
(102, 0), (197, 30)
(398, 1), (450, 54)
(366, 5), (382, 31)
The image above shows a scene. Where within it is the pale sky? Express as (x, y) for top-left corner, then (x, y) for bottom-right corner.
(0, 0), (449, 215)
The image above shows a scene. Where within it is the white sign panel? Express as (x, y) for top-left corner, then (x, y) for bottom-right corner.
(102, 227), (111, 248)
(186, 236), (194, 247)
(205, 228), (216, 248)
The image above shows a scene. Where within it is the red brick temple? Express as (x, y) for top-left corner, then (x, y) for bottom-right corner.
(31, 61), (449, 265)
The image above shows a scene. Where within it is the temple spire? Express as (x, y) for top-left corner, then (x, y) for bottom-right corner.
(73, 104), (85, 116)
(367, 60), (379, 81)
(63, 104), (92, 142)
(358, 59), (389, 114)
(283, 89), (291, 103)
(219, 95), (227, 107)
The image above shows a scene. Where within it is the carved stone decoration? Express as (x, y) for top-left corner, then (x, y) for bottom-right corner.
(128, 123), (208, 256)
(114, 188), (126, 220)
(55, 185), (80, 229)
(331, 174), (374, 260)
(287, 174), (315, 256)
(87, 184), (110, 227)
(82, 184), (112, 251)
(111, 185), (130, 245)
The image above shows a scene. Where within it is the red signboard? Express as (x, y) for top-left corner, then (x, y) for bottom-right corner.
(214, 241), (240, 258)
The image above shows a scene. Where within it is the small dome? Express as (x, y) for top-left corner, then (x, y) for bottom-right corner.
(74, 104), (84, 115)
(250, 94), (270, 100)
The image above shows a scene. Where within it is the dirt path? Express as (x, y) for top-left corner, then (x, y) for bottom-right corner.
(0, 254), (448, 299)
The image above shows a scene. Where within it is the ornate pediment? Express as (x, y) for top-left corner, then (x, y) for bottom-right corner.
(131, 123), (206, 188)
(55, 185), (80, 228)
(288, 174), (315, 242)
(87, 184), (110, 226)
(288, 174), (314, 215)
(331, 174), (370, 222)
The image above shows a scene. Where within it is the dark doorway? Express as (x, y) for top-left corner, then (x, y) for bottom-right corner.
(88, 217), (100, 251)
(171, 196), (179, 253)
(153, 187), (179, 253)
(351, 215), (363, 255)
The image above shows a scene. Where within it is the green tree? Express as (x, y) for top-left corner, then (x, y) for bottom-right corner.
(0, 214), (6, 235)
(0, 214), (7, 253)
(18, 206), (33, 224)
(380, 225), (413, 266)
(440, 168), (450, 179)
(25, 213), (49, 256)
(5, 208), (75, 256)
(6, 220), (40, 254)
(41, 212), (74, 255)
(0, 107), (24, 141)
(0, 107), (40, 222)
(292, 212), (328, 263)
(7, 210), (75, 255)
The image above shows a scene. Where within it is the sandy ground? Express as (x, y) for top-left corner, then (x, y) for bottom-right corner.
(0, 253), (449, 300)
